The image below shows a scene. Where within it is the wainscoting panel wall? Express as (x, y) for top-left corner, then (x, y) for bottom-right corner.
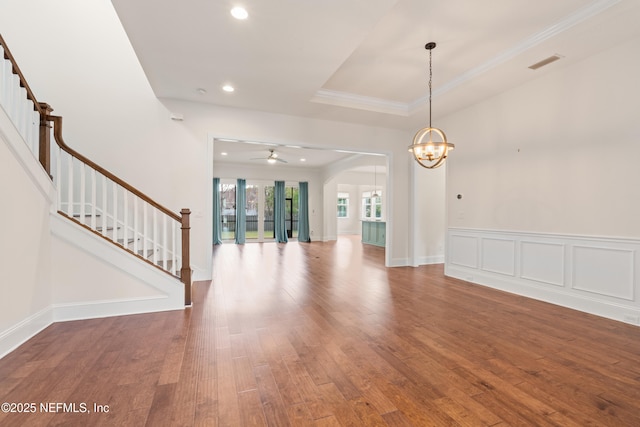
(446, 228), (640, 325)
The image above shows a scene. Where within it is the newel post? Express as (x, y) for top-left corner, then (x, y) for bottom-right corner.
(180, 208), (192, 306)
(38, 102), (53, 176)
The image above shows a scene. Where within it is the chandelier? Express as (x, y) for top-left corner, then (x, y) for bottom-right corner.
(408, 42), (454, 169)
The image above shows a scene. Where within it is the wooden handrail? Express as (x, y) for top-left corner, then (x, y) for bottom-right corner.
(48, 115), (181, 222)
(1, 33), (179, 222)
(0, 34), (44, 115)
(2, 33), (192, 305)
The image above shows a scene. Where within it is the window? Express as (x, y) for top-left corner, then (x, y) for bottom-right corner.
(337, 192), (349, 218)
(362, 191), (382, 220)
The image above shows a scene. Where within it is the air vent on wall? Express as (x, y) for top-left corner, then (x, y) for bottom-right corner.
(528, 54), (563, 70)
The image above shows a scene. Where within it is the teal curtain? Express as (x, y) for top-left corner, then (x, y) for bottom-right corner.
(213, 178), (222, 245)
(274, 181), (288, 243)
(235, 178), (246, 244)
(298, 182), (311, 242)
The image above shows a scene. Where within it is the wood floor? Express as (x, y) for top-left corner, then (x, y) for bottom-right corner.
(1, 236), (640, 426)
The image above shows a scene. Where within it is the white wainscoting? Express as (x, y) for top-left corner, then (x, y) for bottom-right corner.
(446, 228), (640, 326)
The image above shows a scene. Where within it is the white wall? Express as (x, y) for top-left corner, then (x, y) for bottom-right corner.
(0, 105), (54, 357)
(443, 35), (640, 325)
(413, 162), (446, 265)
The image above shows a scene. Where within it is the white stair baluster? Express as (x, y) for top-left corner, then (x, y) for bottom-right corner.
(56, 147), (62, 211)
(162, 214), (167, 270)
(152, 208), (158, 265)
(17, 90), (26, 143)
(172, 219), (177, 275)
(67, 156), (74, 216)
(90, 169), (97, 229)
(133, 197), (139, 255)
(79, 163), (86, 225)
(1, 60), (9, 109)
(1, 59), (8, 108)
(16, 85), (25, 137)
(176, 222), (182, 276)
(30, 108), (38, 155)
(112, 181), (118, 242)
(31, 109), (39, 155)
(101, 176), (107, 237)
(143, 202), (148, 259)
(4, 63), (14, 115)
(18, 87), (27, 141)
(123, 190), (128, 248)
(10, 74), (19, 123)
(25, 100), (34, 152)
(0, 48), (5, 107)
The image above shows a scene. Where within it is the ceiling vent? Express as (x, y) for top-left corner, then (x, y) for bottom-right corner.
(528, 54), (563, 70)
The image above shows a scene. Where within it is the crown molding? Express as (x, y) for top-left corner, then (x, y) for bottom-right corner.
(310, 89), (409, 116)
(313, 0), (622, 116)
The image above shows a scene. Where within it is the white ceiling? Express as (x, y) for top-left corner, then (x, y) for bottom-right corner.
(111, 0), (640, 167)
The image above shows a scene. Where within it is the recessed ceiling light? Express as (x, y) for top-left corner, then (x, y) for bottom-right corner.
(231, 6), (248, 20)
(300, 158), (307, 162)
(221, 152), (228, 156)
(222, 84), (235, 93)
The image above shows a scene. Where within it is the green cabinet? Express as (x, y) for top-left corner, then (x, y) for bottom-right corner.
(361, 221), (385, 247)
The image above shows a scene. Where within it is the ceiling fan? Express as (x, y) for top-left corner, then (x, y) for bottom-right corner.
(252, 149), (287, 164)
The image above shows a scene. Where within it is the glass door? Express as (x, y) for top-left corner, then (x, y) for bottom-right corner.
(220, 183), (236, 241)
(245, 184), (259, 240)
(285, 186), (299, 239)
(263, 185), (275, 240)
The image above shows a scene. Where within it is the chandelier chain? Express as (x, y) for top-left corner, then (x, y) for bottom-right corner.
(429, 47), (432, 128)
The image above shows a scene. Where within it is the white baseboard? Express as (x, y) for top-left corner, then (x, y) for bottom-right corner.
(418, 255), (445, 265)
(192, 265), (209, 282)
(0, 307), (53, 359)
(53, 296), (182, 323)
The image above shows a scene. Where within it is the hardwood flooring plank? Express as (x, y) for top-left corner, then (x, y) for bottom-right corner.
(281, 354), (334, 420)
(194, 376), (218, 426)
(215, 345), (242, 426)
(1, 237), (639, 426)
(313, 415), (342, 427)
(254, 364), (292, 427)
(234, 356), (258, 393)
(286, 402), (315, 426)
(238, 389), (268, 426)
(381, 410), (417, 426)
(144, 383), (177, 427)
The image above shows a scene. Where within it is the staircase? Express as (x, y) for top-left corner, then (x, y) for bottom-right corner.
(0, 34), (192, 305)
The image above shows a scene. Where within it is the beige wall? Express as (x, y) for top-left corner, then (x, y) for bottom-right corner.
(443, 35), (640, 237)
